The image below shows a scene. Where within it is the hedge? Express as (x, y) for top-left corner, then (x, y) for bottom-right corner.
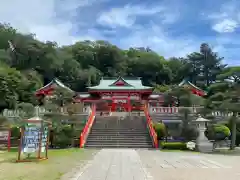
(160, 142), (187, 150)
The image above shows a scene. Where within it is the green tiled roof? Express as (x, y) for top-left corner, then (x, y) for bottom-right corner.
(88, 77), (153, 90)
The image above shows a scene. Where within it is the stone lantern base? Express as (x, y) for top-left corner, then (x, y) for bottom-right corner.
(196, 129), (213, 153)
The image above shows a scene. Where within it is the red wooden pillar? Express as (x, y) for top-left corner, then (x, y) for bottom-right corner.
(111, 97), (115, 111)
(127, 95), (131, 112)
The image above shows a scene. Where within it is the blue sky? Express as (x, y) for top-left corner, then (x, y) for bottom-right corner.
(1, 0), (240, 66)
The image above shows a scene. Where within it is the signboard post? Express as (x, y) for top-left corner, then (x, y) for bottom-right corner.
(0, 126), (11, 152)
(16, 117), (51, 162)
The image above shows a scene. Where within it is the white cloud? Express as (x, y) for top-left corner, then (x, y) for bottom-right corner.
(97, 4), (178, 28)
(212, 19), (238, 33)
(0, 0), (101, 45)
(207, 2), (240, 33)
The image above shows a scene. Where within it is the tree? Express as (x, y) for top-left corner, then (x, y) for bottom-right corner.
(199, 43), (225, 86)
(164, 86), (201, 140)
(43, 87), (84, 147)
(167, 57), (187, 84)
(0, 115), (8, 126)
(0, 64), (24, 111)
(183, 44), (225, 89)
(208, 67), (240, 149)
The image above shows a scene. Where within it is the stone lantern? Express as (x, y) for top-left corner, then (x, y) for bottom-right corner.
(194, 115), (213, 153)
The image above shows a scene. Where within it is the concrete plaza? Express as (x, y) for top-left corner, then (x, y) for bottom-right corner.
(65, 149), (240, 180)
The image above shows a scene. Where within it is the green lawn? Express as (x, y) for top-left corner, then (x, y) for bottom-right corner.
(0, 148), (96, 180)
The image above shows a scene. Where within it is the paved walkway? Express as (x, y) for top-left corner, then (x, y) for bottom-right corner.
(69, 149), (240, 180)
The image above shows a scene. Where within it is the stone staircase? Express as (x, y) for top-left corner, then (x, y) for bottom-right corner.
(85, 115), (153, 148)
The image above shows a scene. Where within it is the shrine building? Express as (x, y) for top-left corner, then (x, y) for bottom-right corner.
(74, 77), (170, 111)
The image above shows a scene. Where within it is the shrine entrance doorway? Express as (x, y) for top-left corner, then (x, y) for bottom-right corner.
(111, 98), (130, 112)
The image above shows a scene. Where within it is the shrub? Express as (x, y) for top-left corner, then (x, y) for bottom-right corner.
(153, 122), (167, 140)
(214, 125), (231, 136)
(53, 133), (72, 148)
(51, 125), (73, 148)
(181, 126), (199, 141)
(236, 133), (240, 146)
(160, 142), (187, 150)
(10, 126), (20, 139)
(205, 124), (230, 140)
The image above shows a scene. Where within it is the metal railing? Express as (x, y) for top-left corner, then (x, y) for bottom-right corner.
(144, 104), (158, 148)
(80, 104), (96, 148)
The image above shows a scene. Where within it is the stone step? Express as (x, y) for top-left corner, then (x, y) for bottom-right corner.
(94, 123), (145, 125)
(85, 142), (153, 145)
(90, 129), (149, 132)
(88, 134), (149, 137)
(94, 122), (145, 124)
(85, 144), (153, 148)
(94, 125), (145, 126)
(89, 132), (149, 137)
(94, 125), (146, 126)
(90, 131), (148, 135)
(87, 138), (151, 142)
(90, 129), (147, 131)
(85, 116), (152, 148)
(87, 137), (152, 143)
(92, 126), (146, 129)
(87, 136), (151, 140)
(86, 141), (153, 145)
(87, 136), (150, 140)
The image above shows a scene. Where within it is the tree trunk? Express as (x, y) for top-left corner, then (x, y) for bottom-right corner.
(71, 124), (75, 147)
(230, 114), (237, 150)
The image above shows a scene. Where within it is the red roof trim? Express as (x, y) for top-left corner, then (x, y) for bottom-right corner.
(109, 77), (132, 87)
(88, 90), (153, 94)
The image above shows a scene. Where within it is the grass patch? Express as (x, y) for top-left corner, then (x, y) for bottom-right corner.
(210, 148), (240, 156)
(160, 149), (199, 153)
(0, 148), (97, 180)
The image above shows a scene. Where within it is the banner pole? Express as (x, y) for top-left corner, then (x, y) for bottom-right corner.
(17, 127), (24, 161)
(7, 126), (11, 152)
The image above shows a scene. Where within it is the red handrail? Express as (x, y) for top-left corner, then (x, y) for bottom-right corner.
(143, 104), (158, 148)
(80, 104), (96, 148)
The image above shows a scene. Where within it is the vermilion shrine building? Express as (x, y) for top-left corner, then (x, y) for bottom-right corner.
(35, 76), (206, 111)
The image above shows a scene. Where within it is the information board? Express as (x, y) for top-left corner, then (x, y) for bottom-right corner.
(40, 126), (48, 152)
(16, 118), (51, 162)
(0, 128), (9, 150)
(21, 125), (41, 153)
(0, 130), (9, 141)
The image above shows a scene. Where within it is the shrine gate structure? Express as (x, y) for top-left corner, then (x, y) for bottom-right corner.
(75, 77), (171, 112)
